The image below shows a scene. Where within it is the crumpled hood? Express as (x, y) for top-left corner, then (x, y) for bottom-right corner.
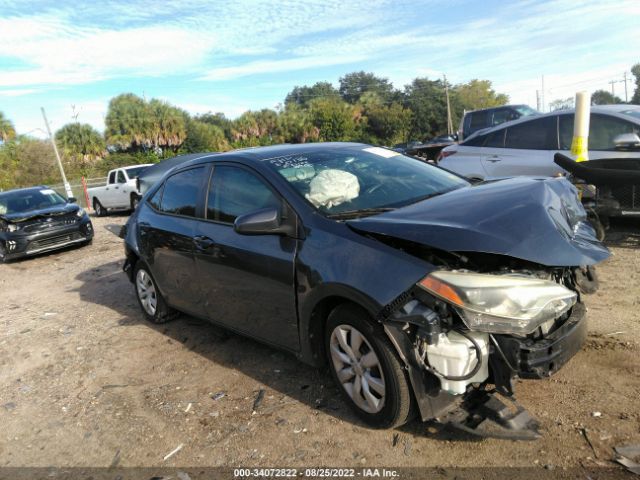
(1, 203), (79, 223)
(347, 177), (610, 267)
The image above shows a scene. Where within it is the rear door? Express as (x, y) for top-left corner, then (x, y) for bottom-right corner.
(193, 163), (300, 351)
(141, 166), (207, 314)
(482, 116), (559, 178)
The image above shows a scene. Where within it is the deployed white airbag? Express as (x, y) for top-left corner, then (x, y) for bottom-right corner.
(305, 169), (360, 209)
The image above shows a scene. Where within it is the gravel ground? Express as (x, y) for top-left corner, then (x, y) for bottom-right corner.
(0, 215), (638, 475)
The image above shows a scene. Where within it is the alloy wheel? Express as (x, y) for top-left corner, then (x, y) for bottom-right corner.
(329, 324), (386, 414)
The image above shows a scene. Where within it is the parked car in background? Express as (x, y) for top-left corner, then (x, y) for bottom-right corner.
(88, 164), (152, 216)
(439, 105), (640, 182)
(458, 104), (539, 141)
(0, 186), (93, 262)
(122, 142), (608, 438)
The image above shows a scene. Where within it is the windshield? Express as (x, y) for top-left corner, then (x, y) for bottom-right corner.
(0, 188), (68, 215)
(513, 105), (539, 116)
(266, 146), (468, 216)
(125, 166), (148, 179)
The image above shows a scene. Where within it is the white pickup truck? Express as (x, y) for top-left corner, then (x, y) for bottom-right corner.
(88, 165), (152, 216)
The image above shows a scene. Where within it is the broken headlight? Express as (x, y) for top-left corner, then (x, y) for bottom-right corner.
(418, 271), (577, 335)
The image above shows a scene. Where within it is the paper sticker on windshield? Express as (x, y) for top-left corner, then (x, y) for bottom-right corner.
(39, 189), (56, 195)
(362, 147), (399, 158)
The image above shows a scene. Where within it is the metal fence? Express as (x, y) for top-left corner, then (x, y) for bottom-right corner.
(50, 176), (106, 210)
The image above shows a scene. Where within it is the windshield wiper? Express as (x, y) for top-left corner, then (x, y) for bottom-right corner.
(325, 207), (396, 220)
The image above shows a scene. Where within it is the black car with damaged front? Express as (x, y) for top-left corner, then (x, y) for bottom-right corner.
(0, 186), (94, 262)
(121, 143), (609, 439)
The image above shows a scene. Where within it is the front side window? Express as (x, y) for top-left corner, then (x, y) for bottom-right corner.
(505, 116), (556, 150)
(207, 166), (281, 224)
(116, 171), (126, 183)
(158, 167), (205, 217)
(559, 113), (640, 150)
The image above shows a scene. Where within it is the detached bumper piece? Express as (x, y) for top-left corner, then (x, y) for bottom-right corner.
(442, 389), (541, 441)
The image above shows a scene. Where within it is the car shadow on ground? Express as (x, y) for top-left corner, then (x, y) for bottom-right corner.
(73, 259), (480, 441)
(605, 218), (640, 249)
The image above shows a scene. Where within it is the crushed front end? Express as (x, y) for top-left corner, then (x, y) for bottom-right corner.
(383, 262), (595, 440)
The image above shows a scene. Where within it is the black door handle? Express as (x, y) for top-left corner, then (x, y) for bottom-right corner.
(194, 235), (215, 250)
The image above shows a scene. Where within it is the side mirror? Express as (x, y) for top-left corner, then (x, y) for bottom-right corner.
(613, 132), (640, 150)
(234, 207), (293, 236)
(67, 197), (77, 203)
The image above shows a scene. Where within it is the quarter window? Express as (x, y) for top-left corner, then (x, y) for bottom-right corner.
(505, 116), (556, 150)
(207, 166), (280, 224)
(158, 167), (205, 217)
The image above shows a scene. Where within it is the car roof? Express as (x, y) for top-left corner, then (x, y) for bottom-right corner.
(463, 105), (640, 141)
(176, 142), (370, 169)
(465, 104), (531, 114)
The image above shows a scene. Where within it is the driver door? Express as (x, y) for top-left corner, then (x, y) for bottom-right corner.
(193, 163), (300, 351)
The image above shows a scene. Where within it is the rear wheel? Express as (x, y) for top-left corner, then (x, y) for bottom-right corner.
(93, 199), (106, 217)
(134, 263), (178, 324)
(325, 304), (413, 429)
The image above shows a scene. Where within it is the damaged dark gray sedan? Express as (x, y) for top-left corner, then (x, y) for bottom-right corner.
(0, 186), (93, 262)
(122, 143), (609, 439)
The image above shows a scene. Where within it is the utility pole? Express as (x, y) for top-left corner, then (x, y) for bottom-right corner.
(623, 72), (629, 102)
(41, 107), (73, 199)
(443, 75), (453, 135)
(541, 75), (545, 113)
(536, 90), (541, 111)
(609, 80), (616, 97)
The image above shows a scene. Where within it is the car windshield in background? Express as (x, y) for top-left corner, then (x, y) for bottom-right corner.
(125, 166), (148, 179)
(266, 146), (468, 217)
(513, 105), (539, 116)
(0, 188), (67, 215)
(621, 109), (640, 120)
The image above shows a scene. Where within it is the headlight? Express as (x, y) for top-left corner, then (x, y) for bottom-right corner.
(418, 270), (577, 335)
(76, 208), (86, 218)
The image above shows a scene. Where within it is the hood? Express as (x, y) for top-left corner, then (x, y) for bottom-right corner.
(1, 203), (79, 223)
(347, 177), (610, 267)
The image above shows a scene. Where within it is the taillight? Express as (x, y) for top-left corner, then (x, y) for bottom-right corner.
(436, 150), (456, 162)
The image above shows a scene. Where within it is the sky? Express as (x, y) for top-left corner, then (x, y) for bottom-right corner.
(0, 0), (639, 137)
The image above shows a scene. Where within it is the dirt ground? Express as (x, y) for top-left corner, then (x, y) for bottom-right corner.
(0, 214), (638, 473)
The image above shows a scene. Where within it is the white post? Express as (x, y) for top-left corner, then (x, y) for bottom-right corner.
(571, 91), (590, 162)
(41, 107), (73, 198)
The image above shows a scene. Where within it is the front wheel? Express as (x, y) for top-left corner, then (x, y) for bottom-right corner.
(134, 263), (179, 324)
(93, 199), (106, 217)
(325, 304), (414, 429)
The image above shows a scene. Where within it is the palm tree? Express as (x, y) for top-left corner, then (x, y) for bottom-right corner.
(55, 123), (106, 166)
(0, 111), (16, 143)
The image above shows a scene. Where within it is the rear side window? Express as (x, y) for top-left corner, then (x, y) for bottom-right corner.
(158, 167), (205, 217)
(484, 129), (506, 148)
(505, 116), (557, 149)
(207, 166), (280, 224)
(469, 111), (489, 132)
(108, 171), (116, 184)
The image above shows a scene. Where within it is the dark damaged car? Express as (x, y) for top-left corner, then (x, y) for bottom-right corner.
(121, 143), (609, 438)
(0, 186), (94, 262)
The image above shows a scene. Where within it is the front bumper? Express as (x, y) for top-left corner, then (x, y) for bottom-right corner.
(492, 302), (588, 379)
(1, 217), (94, 261)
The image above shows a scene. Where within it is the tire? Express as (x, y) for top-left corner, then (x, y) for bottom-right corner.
(133, 262), (179, 324)
(93, 199), (106, 217)
(131, 195), (140, 211)
(325, 304), (413, 429)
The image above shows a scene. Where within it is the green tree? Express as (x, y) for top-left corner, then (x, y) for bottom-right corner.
(275, 103), (319, 143)
(285, 82), (339, 107)
(148, 99), (188, 153)
(230, 109), (279, 147)
(13, 137), (59, 187)
(105, 93), (154, 151)
(0, 111), (16, 143)
(308, 98), (360, 141)
(364, 102), (412, 146)
(452, 79), (508, 112)
(55, 123), (106, 173)
(591, 89), (622, 105)
(183, 119), (230, 153)
(195, 112), (232, 139)
(403, 78), (448, 140)
(339, 71), (396, 104)
(630, 63), (640, 104)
